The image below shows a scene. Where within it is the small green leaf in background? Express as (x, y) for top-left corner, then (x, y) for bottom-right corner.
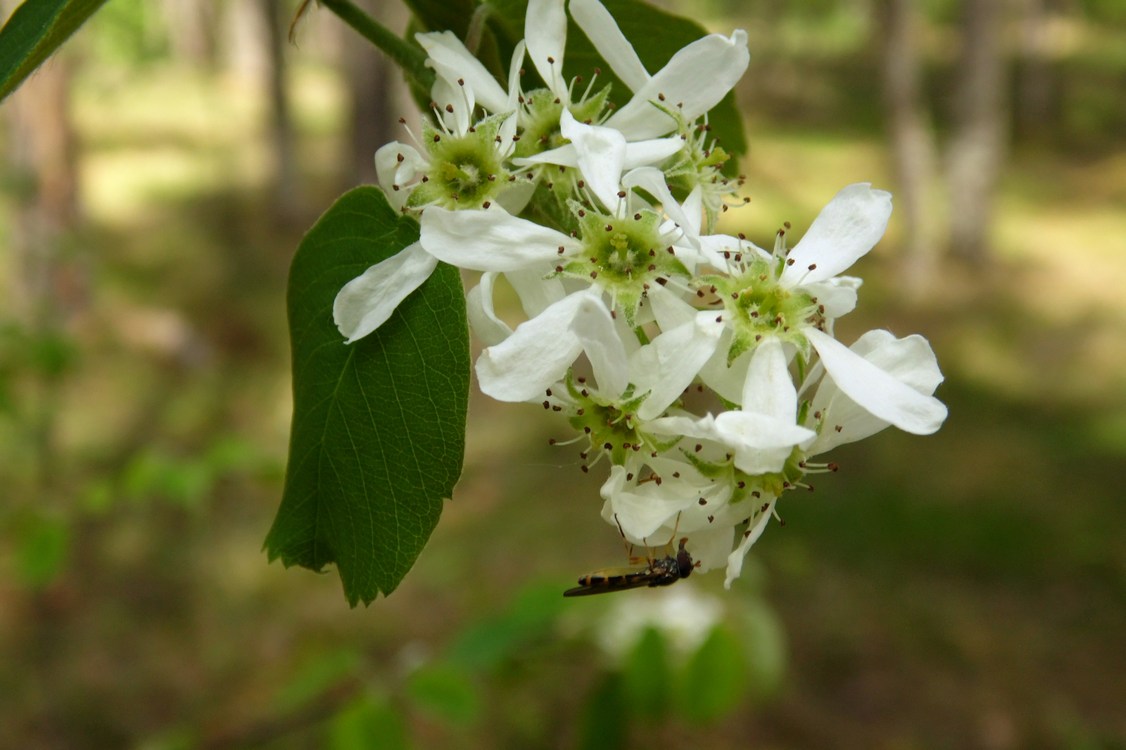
(405, 663), (480, 727)
(264, 187), (470, 606)
(445, 583), (568, 672)
(329, 694), (412, 750)
(13, 510), (69, 588)
(577, 673), (628, 750)
(0, 0), (109, 102)
(621, 626), (670, 720)
(679, 625), (749, 724)
(274, 648), (362, 713)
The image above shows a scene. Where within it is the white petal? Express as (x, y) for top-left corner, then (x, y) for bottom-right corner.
(724, 498), (775, 589)
(781, 184), (892, 286)
(333, 242), (438, 343)
(804, 276), (861, 319)
(622, 167), (698, 245)
(526, 0), (568, 98)
(606, 30), (750, 140)
(697, 328), (751, 404)
(680, 525), (733, 574)
(374, 142), (426, 210)
(417, 31), (509, 114)
(646, 412), (720, 442)
(474, 291), (589, 401)
(512, 143), (579, 169)
(652, 29), (750, 122)
(465, 273), (512, 346)
(420, 206), (578, 271)
(505, 40), (527, 108)
(713, 410), (816, 474)
(741, 338), (796, 419)
(622, 138), (684, 170)
(506, 266), (566, 317)
(646, 283), (697, 331)
(570, 0), (651, 92)
(807, 330), (945, 453)
(494, 176), (537, 215)
(697, 233), (767, 270)
(805, 327), (947, 436)
(633, 314), (724, 420)
(430, 73), (472, 134)
(571, 294), (629, 398)
(600, 465), (699, 541)
(560, 110), (626, 211)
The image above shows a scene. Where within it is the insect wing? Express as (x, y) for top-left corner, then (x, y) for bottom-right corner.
(563, 566), (662, 597)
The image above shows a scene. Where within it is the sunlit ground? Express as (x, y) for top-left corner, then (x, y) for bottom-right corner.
(2, 41), (1125, 749)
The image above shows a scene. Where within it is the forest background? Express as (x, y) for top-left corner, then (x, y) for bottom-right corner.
(1, 0), (1124, 748)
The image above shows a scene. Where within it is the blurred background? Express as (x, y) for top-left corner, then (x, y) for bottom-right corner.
(1, 0), (1124, 748)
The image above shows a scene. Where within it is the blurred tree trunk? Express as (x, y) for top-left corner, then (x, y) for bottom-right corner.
(162, 0), (219, 67)
(2, 47), (83, 509)
(876, 0), (942, 294)
(1013, 0), (1057, 141)
(225, 0), (300, 219)
(945, 0), (1008, 264)
(258, 0), (300, 218)
(3, 58), (84, 332)
(339, 0), (411, 187)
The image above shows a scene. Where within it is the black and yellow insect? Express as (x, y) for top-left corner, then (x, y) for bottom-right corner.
(563, 537), (695, 597)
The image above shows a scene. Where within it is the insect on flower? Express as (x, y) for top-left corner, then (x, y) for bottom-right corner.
(563, 513), (697, 597)
(562, 537), (695, 597)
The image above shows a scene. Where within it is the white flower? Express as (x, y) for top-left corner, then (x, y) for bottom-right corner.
(592, 586), (725, 661)
(570, 0), (750, 139)
(476, 288), (722, 412)
(718, 329), (947, 586)
(648, 338), (815, 476)
(801, 329), (947, 453)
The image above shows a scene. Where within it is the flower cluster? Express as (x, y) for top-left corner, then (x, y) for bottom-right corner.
(334, 0), (948, 587)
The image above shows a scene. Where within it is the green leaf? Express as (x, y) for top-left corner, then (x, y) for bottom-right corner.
(405, 663), (481, 726)
(445, 583), (568, 672)
(265, 187), (469, 606)
(577, 673), (628, 750)
(0, 0), (109, 103)
(621, 626), (670, 720)
(13, 510), (69, 588)
(678, 625), (749, 724)
(329, 694), (412, 750)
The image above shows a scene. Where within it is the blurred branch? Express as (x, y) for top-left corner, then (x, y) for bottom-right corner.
(318, 0), (433, 91)
(199, 677), (365, 750)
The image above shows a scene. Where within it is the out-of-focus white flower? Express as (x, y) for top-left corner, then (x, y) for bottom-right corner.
(593, 586), (725, 661)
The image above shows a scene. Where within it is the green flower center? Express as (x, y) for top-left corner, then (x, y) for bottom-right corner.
(558, 208), (688, 325)
(703, 256), (824, 362)
(563, 377), (650, 467)
(412, 115), (509, 210)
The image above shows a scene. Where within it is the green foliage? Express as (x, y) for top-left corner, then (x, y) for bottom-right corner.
(577, 673), (628, 750)
(445, 583), (569, 671)
(12, 509), (69, 588)
(265, 187), (470, 606)
(680, 625), (749, 724)
(405, 663), (481, 726)
(621, 627), (670, 720)
(329, 694), (412, 750)
(275, 648), (362, 713)
(741, 598), (788, 700)
(0, 0), (109, 102)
